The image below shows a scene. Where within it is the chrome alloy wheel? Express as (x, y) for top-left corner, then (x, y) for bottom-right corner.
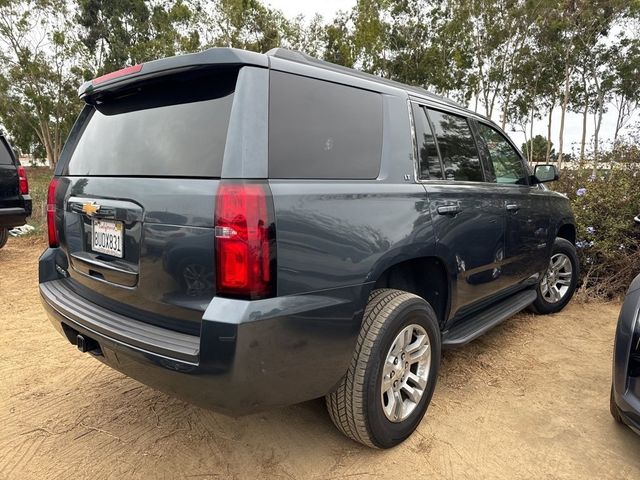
(541, 253), (573, 303)
(381, 324), (431, 423)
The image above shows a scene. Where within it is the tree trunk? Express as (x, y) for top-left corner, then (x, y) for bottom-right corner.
(557, 61), (572, 169)
(579, 71), (588, 163)
(529, 106), (535, 163)
(39, 121), (56, 167)
(613, 96), (627, 146)
(592, 90), (604, 176)
(500, 90), (511, 130)
(546, 99), (554, 163)
(580, 103), (588, 164)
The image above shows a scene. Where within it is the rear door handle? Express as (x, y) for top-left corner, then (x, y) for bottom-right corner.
(506, 204), (520, 212)
(437, 204), (462, 216)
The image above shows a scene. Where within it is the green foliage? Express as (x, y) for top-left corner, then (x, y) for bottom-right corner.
(323, 11), (355, 67)
(0, 0), (638, 221)
(76, 0), (200, 73)
(23, 166), (54, 236)
(522, 135), (555, 163)
(0, 0), (85, 166)
(195, 0), (292, 53)
(554, 146), (640, 298)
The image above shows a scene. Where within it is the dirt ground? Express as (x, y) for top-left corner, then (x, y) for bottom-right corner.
(1, 238), (639, 480)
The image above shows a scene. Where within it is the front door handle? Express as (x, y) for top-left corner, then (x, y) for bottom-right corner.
(437, 204), (462, 216)
(506, 204), (520, 212)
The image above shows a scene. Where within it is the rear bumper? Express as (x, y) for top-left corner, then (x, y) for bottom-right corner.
(0, 196), (31, 228)
(39, 269), (365, 414)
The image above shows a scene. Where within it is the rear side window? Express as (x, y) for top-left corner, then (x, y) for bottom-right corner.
(477, 123), (527, 185)
(0, 140), (14, 165)
(412, 104), (443, 179)
(64, 70), (236, 177)
(269, 71), (382, 179)
(427, 109), (483, 182)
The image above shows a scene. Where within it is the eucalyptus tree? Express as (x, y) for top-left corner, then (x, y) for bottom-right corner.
(522, 135), (555, 164)
(284, 13), (326, 58)
(609, 36), (640, 143)
(323, 10), (356, 67)
(0, 0), (85, 166)
(76, 0), (200, 73)
(549, 0), (634, 167)
(193, 0), (294, 52)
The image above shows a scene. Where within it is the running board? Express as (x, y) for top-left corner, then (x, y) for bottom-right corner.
(442, 289), (537, 348)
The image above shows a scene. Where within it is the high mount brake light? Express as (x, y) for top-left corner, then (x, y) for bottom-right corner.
(92, 64), (143, 86)
(214, 182), (275, 299)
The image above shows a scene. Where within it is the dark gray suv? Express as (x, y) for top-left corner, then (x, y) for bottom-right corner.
(39, 48), (577, 448)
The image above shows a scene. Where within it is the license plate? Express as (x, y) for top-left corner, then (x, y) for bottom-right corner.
(91, 219), (124, 258)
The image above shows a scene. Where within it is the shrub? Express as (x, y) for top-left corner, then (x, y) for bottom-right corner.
(554, 149), (640, 299)
(23, 166), (53, 238)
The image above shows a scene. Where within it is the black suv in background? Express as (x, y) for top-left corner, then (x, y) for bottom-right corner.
(0, 134), (31, 248)
(39, 48), (577, 448)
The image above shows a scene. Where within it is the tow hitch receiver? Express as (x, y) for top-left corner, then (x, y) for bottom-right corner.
(76, 334), (100, 355)
(77, 334), (88, 352)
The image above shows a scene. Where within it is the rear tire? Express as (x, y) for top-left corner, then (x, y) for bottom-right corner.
(326, 289), (441, 448)
(0, 228), (8, 249)
(530, 238), (578, 314)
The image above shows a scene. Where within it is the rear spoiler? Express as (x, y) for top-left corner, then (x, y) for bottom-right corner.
(79, 47), (268, 103)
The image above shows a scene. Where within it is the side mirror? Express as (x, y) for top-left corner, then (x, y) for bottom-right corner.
(533, 164), (559, 183)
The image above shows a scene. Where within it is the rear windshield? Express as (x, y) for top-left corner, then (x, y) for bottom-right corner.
(63, 70), (236, 177)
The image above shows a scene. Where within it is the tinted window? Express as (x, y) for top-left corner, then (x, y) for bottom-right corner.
(0, 140), (13, 165)
(427, 109), (483, 182)
(412, 105), (443, 179)
(65, 71), (236, 177)
(477, 123), (527, 185)
(269, 71), (382, 179)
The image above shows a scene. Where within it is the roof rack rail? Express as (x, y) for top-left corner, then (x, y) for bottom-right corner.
(266, 47), (462, 108)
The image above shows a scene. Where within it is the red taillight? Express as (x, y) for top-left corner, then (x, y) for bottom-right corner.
(215, 182), (275, 299)
(17, 165), (28, 194)
(47, 178), (59, 247)
(92, 64), (143, 86)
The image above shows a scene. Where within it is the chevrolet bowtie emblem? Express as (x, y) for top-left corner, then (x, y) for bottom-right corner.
(82, 202), (101, 216)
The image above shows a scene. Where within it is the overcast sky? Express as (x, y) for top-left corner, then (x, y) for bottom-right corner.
(266, 0), (354, 20)
(267, 0), (636, 153)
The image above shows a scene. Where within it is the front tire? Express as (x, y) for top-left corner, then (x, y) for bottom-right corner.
(326, 289), (441, 448)
(530, 238), (579, 314)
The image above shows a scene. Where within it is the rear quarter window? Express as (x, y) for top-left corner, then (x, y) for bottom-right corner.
(269, 71), (383, 179)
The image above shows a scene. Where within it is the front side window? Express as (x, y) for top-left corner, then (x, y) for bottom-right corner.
(477, 123), (527, 185)
(427, 109), (483, 182)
